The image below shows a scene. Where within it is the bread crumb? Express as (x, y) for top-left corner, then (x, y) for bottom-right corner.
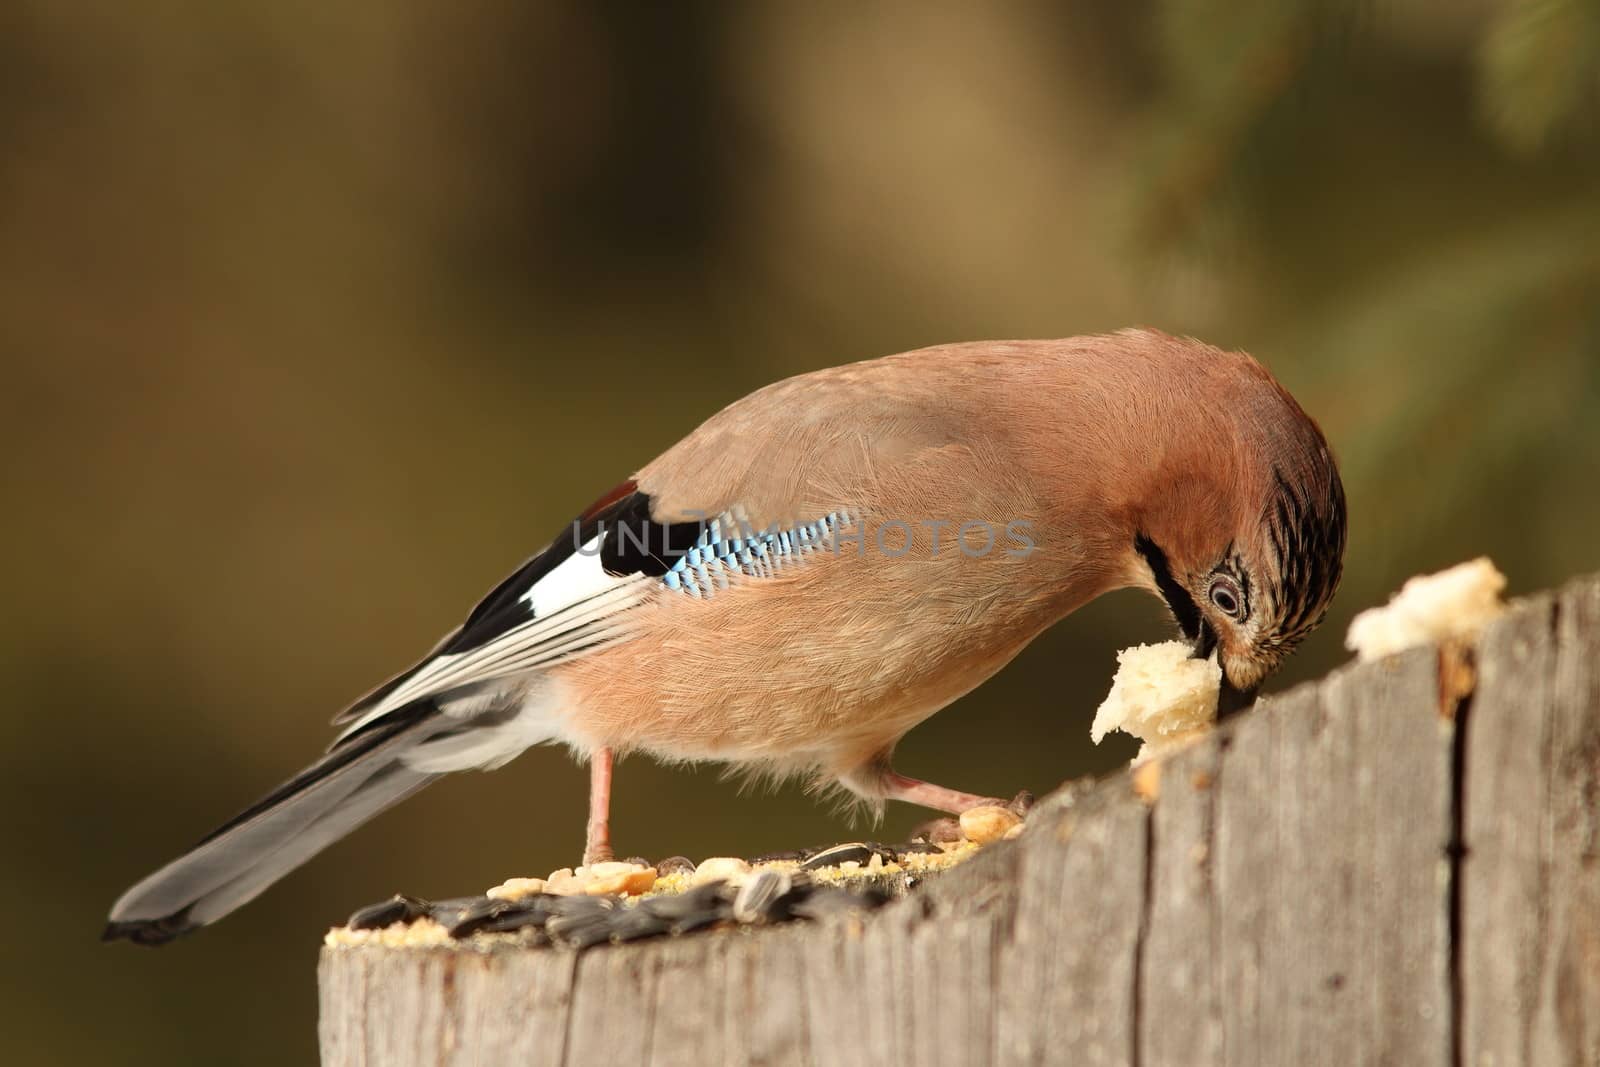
(691, 856), (752, 887)
(324, 918), (451, 949)
(1091, 641), (1220, 761)
(524, 861), (658, 897)
(1132, 760), (1162, 803)
(1345, 558), (1506, 662)
(583, 863), (657, 896)
(486, 877), (547, 901)
(958, 805), (1021, 844)
(545, 869), (586, 896)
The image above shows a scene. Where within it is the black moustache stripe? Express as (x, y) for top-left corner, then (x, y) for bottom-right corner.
(1134, 533), (1201, 642)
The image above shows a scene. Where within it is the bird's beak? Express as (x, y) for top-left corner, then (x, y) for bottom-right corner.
(1190, 621), (1258, 718)
(1217, 676), (1259, 720)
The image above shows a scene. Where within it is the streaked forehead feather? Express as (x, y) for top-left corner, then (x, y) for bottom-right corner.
(1261, 447), (1347, 649)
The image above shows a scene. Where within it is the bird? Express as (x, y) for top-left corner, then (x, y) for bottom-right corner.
(104, 328), (1347, 945)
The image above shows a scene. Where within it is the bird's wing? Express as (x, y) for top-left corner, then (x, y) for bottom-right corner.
(330, 484), (703, 743)
(336, 346), (1009, 747)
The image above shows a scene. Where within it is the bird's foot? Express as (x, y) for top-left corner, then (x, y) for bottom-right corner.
(912, 790), (1036, 845)
(879, 771), (1005, 815)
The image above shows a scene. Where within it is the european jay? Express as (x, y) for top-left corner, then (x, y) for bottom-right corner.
(105, 328), (1347, 944)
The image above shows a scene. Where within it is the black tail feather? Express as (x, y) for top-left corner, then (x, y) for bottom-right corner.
(103, 703), (443, 946)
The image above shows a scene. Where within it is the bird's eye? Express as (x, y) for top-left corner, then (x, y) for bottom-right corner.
(1209, 575), (1244, 619)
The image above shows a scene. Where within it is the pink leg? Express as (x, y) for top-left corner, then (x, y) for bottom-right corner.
(879, 770), (1002, 815)
(584, 747), (615, 866)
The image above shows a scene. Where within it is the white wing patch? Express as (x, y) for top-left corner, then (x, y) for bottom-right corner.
(522, 534), (620, 616)
(334, 538), (653, 742)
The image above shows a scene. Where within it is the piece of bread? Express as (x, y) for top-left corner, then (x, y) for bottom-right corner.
(1345, 557), (1506, 662)
(1091, 641), (1220, 761)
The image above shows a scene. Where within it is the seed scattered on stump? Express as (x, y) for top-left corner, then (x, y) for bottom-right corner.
(733, 869), (795, 923)
(669, 909), (727, 936)
(801, 842), (893, 871)
(547, 894), (614, 918)
(346, 894), (428, 930)
(327, 820), (1001, 950)
(655, 855), (697, 876)
(444, 897), (527, 939)
(789, 885), (889, 921)
(752, 849), (807, 864)
(474, 903), (555, 939)
(607, 908), (674, 944)
(546, 909), (616, 949)
(641, 881), (732, 922)
(424, 897), (495, 928)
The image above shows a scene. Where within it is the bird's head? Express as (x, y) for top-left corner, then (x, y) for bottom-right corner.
(1128, 351), (1348, 716)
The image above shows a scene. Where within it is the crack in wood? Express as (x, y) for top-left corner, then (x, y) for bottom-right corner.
(1444, 647), (1475, 1067)
(1130, 803), (1156, 1067)
(555, 953), (579, 1067)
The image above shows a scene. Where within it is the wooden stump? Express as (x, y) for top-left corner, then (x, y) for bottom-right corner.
(319, 574), (1600, 1066)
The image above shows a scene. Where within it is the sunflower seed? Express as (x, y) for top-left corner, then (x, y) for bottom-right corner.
(751, 849), (806, 864)
(546, 894), (615, 918)
(800, 842), (894, 870)
(473, 905), (555, 938)
(669, 909), (727, 936)
(733, 869), (794, 923)
(346, 894), (428, 930)
(608, 908), (673, 944)
(445, 897), (524, 939)
(655, 855), (697, 876)
(789, 885), (889, 921)
(547, 909), (616, 949)
(424, 896), (495, 927)
(640, 881), (733, 921)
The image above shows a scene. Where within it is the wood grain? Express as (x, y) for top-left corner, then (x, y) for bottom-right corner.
(1462, 580), (1600, 1066)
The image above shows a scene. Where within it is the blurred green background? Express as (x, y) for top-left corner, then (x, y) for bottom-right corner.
(4, 1), (1598, 1063)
